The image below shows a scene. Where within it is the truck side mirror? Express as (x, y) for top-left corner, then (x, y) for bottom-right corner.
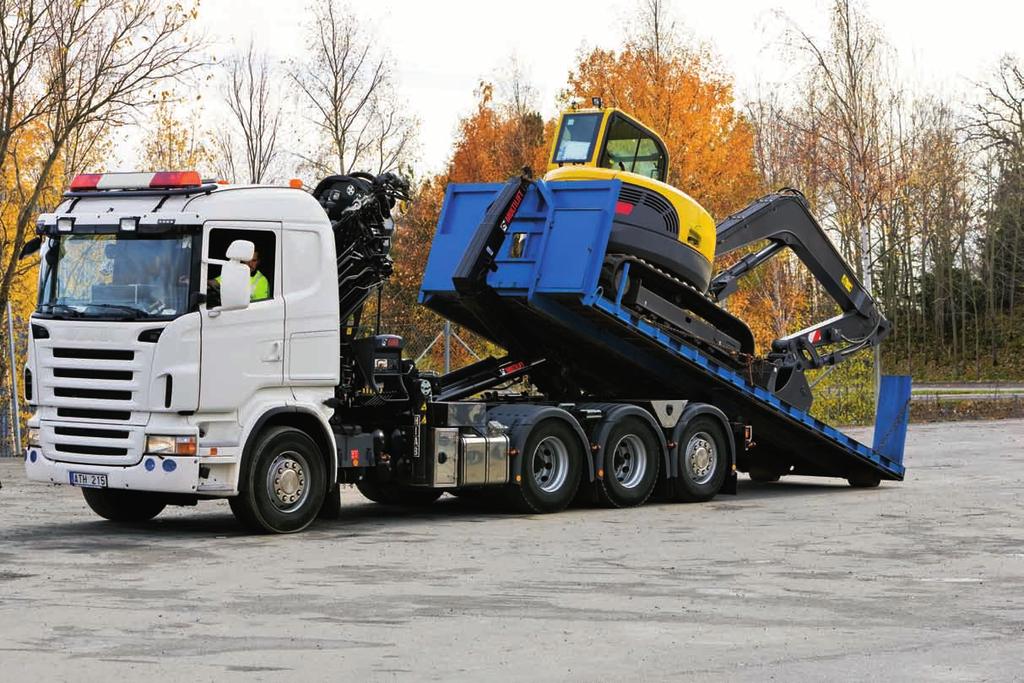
(226, 239), (254, 262)
(19, 237), (41, 260)
(217, 239), (255, 311)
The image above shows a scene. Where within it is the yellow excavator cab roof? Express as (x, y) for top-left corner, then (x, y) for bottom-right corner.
(546, 107), (670, 183)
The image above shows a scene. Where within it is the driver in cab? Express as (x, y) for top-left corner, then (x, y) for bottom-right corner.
(208, 248), (270, 302)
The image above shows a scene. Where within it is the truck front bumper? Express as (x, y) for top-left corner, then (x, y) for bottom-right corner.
(24, 447), (202, 495)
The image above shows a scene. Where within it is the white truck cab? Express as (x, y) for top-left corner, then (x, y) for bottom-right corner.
(23, 172), (344, 530)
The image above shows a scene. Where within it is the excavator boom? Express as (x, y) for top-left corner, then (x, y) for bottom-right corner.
(709, 190), (891, 375)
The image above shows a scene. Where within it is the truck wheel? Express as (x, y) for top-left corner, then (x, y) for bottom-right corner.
(671, 417), (729, 503)
(597, 416), (661, 508)
(356, 479), (443, 506)
(507, 419), (583, 513)
(847, 473), (881, 488)
(230, 426), (326, 533)
(82, 488), (166, 522)
(747, 466), (782, 483)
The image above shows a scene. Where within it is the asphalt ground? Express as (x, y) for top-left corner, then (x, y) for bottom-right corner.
(1, 419), (1022, 681)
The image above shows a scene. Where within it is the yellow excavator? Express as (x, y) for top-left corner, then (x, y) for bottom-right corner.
(545, 104), (716, 292)
(540, 102), (890, 409)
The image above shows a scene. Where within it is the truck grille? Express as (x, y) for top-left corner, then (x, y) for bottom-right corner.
(39, 340), (149, 463)
(40, 420), (145, 465)
(54, 443), (129, 457)
(57, 408), (131, 421)
(54, 426), (131, 439)
(44, 346), (139, 410)
(52, 347), (134, 361)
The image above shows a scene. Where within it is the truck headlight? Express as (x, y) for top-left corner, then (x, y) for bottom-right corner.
(27, 427), (40, 447)
(145, 435), (197, 456)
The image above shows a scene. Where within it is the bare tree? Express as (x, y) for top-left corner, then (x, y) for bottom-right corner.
(140, 94), (212, 171)
(222, 42), (282, 183)
(632, 0), (678, 70)
(291, 0), (415, 175)
(0, 0), (203, 383)
(970, 57), (1024, 331)
(785, 0), (897, 398)
(0, 1), (52, 184)
(212, 126), (239, 184)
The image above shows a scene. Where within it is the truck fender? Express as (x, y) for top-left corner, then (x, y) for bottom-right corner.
(486, 404), (594, 482)
(577, 402), (670, 480)
(669, 403), (736, 487)
(240, 406), (338, 488)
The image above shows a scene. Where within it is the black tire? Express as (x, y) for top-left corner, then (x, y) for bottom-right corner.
(747, 466), (782, 483)
(82, 488), (166, 522)
(356, 479), (443, 506)
(670, 416), (729, 503)
(597, 416), (661, 508)
(506, 419), (584, 513)
(847, 473), (881, 488)
(229, 426), (327, 534)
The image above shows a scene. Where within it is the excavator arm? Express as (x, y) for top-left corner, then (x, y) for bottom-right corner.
(708, 189), (891, 374)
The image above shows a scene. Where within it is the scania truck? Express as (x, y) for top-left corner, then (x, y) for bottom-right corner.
(21, 109), (908, 533)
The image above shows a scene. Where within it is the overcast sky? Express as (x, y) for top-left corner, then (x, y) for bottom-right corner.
(132, 0), (1024, 178)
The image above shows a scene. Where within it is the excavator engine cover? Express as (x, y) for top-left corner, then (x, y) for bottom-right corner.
(611, 182), (713, 293)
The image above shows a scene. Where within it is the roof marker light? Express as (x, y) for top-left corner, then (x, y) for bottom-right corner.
(150, 171), (201, 188)
(119, 217), (138, 232)
(68, 171), (203, 192)
(70, 174), (102, 191)
(57, 217), (74, 232)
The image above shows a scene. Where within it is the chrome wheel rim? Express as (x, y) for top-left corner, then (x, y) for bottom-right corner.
(685, 432), (716, 485)
(266, 450), (310, 513)
(611, 433), (647, 489)
(532, 436), (569, 493)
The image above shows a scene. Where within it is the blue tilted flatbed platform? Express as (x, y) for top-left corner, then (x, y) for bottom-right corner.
(420, 178), (908, 490)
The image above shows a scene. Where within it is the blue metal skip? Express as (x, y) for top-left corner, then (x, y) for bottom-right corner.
(421, 179), (906, 482)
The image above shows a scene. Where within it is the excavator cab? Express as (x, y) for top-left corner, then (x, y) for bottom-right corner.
(544, 107), (717, 294)
(548, 108), (667, 181)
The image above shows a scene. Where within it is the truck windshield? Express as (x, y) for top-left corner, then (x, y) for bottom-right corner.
(38, 233), (194, 320)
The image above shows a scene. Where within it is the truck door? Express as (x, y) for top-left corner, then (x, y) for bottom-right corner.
(199, 221), (285, 411)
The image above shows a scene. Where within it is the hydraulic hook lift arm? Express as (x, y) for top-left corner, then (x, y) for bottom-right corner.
(708, 189), (892, 375)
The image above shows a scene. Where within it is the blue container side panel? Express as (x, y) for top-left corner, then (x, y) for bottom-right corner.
(419, 180), (620, 303)
(419, 182), (504, 301)
(872, 374), (912, 467)
(530, 181), (618, 297)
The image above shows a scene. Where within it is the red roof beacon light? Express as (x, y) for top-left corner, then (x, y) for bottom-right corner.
(67, 171), (203, 192)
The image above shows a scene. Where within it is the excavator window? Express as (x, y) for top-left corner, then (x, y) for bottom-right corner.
(552, 113), (602, 164)
(599, 115), (666, 182)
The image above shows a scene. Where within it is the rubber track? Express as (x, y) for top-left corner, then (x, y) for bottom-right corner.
(604, 254), (757, 362)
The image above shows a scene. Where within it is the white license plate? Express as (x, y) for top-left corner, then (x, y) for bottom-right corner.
(69, 472), (108, 488)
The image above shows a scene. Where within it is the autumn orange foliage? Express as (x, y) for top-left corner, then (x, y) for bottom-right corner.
(386, 42), (795, 361)
(561, 45), (760, 218)
(380, 82), (554, 368)
(447, 83), (552, 184)
(562, 43), (797, 352)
